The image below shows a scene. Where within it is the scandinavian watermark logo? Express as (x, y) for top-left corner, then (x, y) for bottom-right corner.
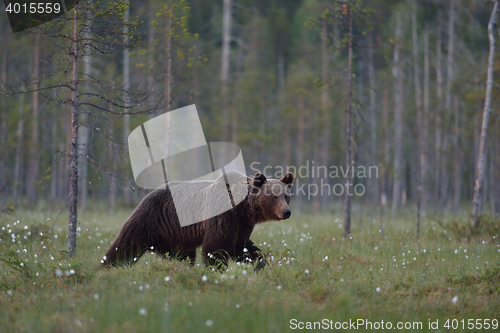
(250, 161), (379, 199)
(128, 104), (248, 227)
(3, 0), (74, 33)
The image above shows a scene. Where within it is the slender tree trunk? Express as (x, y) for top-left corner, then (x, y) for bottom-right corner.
(493, 124), (500, 217)
(283, 111), (291, 169)
(221, 0), (232, 140)
(489, 154), (495, 215)
(453, 96), (460, 213)
(380, 85), (389, 236)
(148, 0), (155, 98)
(79, 2), (92, 212)
(108, 122), (116, 215)
(108, 159), (117, 215)
(315, 21), (329, 211)
(164, 13), (173, 171)
(278, 51), (287, 166)
(445, 0), (456, 112)
(321, 20), (331, 212)
(368, 33), (379, 204)
(0, 36), (7, 197)
(27, 33), (40, 205)
(297, 93), (306, 213)
(58, 113), (68, 199)
(258, 102), (266, 166)
(50, 117), (58, 199)
(356, 54), (366, 206)
(165, 10), (172, 112)
(122, 0), (131, 204)
(68, 6), (80, 255)
(13, 95), (25, 202)
(230, 109), (238, 143)
(312, 107), (320, 212)
(412, 0), (423, 238)
(344, 7), (353, 237)
(280, 49), (290, 169)
(471, 0), (497, 227)
(422, 25), (430, 214)
(392, 13), (403, 216)
(473, 111), (480, 195)
(442, 0), (456, 208)
(435, 12), (443, 205)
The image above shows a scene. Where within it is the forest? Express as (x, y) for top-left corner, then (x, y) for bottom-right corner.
(0, 0), (498, 224)
(1, 1), (500, 332)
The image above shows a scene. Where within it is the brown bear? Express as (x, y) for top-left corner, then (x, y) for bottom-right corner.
(102, 170), (294, 270)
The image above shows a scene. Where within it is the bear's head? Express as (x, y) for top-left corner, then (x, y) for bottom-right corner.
(250, 172), (294, 222)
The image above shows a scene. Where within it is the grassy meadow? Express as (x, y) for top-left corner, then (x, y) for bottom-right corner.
(0, 202), (499, 332)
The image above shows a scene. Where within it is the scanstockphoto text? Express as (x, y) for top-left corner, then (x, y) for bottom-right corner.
(249, 161), (379, 199)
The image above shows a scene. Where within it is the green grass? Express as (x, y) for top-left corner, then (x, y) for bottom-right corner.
(0, 204), (499, 332)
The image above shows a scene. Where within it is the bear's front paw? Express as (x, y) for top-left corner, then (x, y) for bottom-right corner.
(254, 259), (267, 272)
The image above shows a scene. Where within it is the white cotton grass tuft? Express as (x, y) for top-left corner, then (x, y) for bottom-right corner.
(93, 293), (99, 300)
(205, 319), (213, 327)
(65, 269), (75, 276)
(452, 296), (458, 304)
(165, 276), (170, 282)
(376, 287), (381, 292)
(276, 285), (282, 290)
(55, 269), (63, 277)
(201, 275), (208, 282)
(139, 308), (147, 315)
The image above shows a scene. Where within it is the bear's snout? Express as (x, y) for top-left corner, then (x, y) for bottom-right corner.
(283, 209), (291, 220)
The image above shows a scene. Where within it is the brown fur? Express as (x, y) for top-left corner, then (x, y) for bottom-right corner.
(102, 171), (294, 270)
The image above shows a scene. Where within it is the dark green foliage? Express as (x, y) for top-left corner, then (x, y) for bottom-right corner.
(444, 215), (500, 240)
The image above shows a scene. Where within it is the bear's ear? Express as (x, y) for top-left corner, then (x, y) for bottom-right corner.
(252, 172), (267, 188)
(280, 172), (294, 188)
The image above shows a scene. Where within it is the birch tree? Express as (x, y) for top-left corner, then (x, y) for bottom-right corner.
(221, 0), (232, 140)
(344, 2), (354, 236)
(13, 95), (25, 202)
(2, 1), (160, 255)
(310, 0), (372, 235)
(412, 0), (423, 237)
(471, 0), (498, 227)
(26, 34), (40, 204)
(392, 12), (403, 216)
(78, 0), (93, 211)
(0, 32), (7, 196)
(435, 9), (443, 204)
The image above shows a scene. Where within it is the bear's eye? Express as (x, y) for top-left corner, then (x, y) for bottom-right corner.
(273, 196), (278, 201)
